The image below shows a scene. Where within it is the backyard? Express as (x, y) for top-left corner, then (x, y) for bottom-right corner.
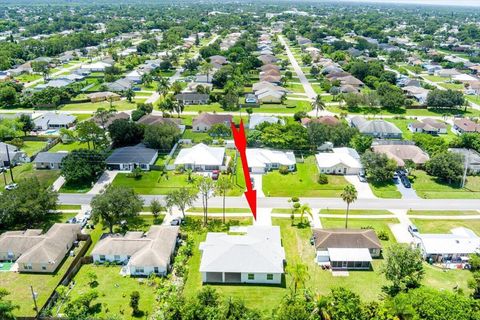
(262, 156), (351, 197)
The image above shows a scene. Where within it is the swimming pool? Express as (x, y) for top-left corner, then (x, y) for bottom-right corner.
(0, 262), (13, 271)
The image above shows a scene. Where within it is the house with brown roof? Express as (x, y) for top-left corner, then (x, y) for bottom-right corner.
(312, 229), (382, 270)
(408, 118), (447, 135)
(372, 144), (430, 167)
(453, 118), (480, 134)
(91, 226), (179, 276)
(0, 223), (81, 273)
(92, 112), (130, 129)
(136, 114), (182, 128)
(192, 113), (233, 132)
(301, 116), (340, 127)
(87, 91), (121, 103)
(258, 54), (278, 65)
(209, 55), (228, 65)
(260, 64), (280, 72)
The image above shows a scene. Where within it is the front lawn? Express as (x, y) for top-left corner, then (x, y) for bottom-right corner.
(60, 100), (137, 112)
(407, 210), (479, 216)
(411, 170), (480, 199)
(320, 209), (393, 215)
(263, 156), (351, 197)
(59, 181), (92, 193)
(56, 264), (157, 319)
(369, 181), (402, 199)
(410, 219), (480, 235)
(0, 163), (60, 189)
(111, 171), (198, 195)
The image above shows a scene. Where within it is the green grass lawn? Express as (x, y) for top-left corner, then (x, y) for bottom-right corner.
(57, 204), (82, 210)
(423, 75), (446, 83)
(1, 242), (83, 317)
(326, 105), (480, 117)
(285, 82), (305, 93)
(387, 118), (456, 143)
(111, 171), (198, 195)
(411, 170), (480, 199)
(59, 181), (92, 193)
(21, 140), (47, 156)
(466, 95), (480, 105)
(320, 209), (393, 215)
(49, 141), (90, 152)
(410, 219), (480, 235)
(438, 83), (465, 91)
(184, 103), (224, 113)
(0, 163), (59, 189)
(15, 73), (42, 83)
(263, 156), (351, 197)
(186, 207), (251, 213)
(71, 113), (93, 122)
(57, 264), (157, 319)
(369, 181), (402, 199)
(61, 100), (137, 112)
(407, 210), (480, 216)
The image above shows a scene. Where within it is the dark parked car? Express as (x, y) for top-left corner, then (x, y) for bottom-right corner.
(401, 175), (411, 188)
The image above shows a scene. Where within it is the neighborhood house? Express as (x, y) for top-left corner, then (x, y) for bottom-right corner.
(174, 143), (226, 171)
(34, 152), (68, 169)
(350, 116), (402, 139)
(199, 226), (285, 284)
(246, 148), (296, 173)
(106, 144), (158, 171)
(372, 144), (430, 167)
(33, 113), (76, 131)
(192, 113), (233, 132)
(315, 148), (363, 175)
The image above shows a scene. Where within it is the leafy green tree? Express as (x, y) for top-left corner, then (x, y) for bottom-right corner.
(427, 89), (464, 109)
(150, 198), (164, 220)
(93, 107), (117, 129)
(316, 287), (364, 320)
(61, 149), (106, 186)
(165, 187), (198, 218)
(208, 123), (230, 137)
(198, 176), (215, 225)
(311, 95), (326, 117)
(143, 123), (180, 151)
(76, 121), (109, 150)
(108, 119), (144, 147)
(91, 185), (144, 233)
(215, 176), (233, 224)
(125, 88), (135, 103)
(0, 288), (19, 320)
(350, 134), (373, 154)
(361, 151), (397, 183)
(341, 185), (357, 229)
(425, 151), (464, 184)
(286, 261), (310, 294)
(130, 291), (140, 315)
(156, 76), (170, 97)
(64, 290), (99, 320)
(382, 243), (424, 293)
(18, 114), (34, 136)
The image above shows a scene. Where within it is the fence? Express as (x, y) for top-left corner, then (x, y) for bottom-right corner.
(37, 234), (92, 318)
(29, 137), (61, 162)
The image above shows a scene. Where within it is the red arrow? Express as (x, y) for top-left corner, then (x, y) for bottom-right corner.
(231, 120), (257, 220)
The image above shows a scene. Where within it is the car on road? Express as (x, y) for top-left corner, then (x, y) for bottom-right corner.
(408, 224), (419, 234)
(4, 183), (18, 191)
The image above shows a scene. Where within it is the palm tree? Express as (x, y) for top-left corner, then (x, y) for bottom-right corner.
(125, 88), (134, 103)
(286, 261), (310, 294)
(215, 176), (233, 224)
(197, 176), (215, 226)
(341, 185), (358, 229)
(200, 61), (214, 83)
(141, 73), (153, 87)
(312, 94), (326, 117)
(156, 76), (170, 97)
(298, 203), (312, 225)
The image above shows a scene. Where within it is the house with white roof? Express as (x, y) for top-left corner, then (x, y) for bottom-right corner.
(315, 148), (362, 175)
(199, 226), (285, 284)
(125, 70), (143, 83)
(413, 227), (480, 263)
(246, 148), (296, 174)
(174, 143), (226, 171)
(248, 115), (284, 130)
(81, 61), (111, 72)
(33, 113), (76, 130)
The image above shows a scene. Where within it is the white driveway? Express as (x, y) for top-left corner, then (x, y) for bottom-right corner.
(396, 181), (420, 199)
(388, 209), (415, 244)
(251, 174), (265, 197)
(52, 176), (65, 192)
(344, 175), (376, 199)
(310, 208), (322, 228)
(87, 171), (119, 194)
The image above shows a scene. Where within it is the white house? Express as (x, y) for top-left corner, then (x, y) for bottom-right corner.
(248, 115), (284, 130)
(246, 148), (296, 173)
(33, 113), (76, 130)
(174, 143), (226, 171)
(199, 226), (285, 284)
(125, 70), (143, 83)
(413, 227), (480, 263)
(91, 226), (179, 277)
(315, 148), (362, 175)
(81, 61), (112, 72)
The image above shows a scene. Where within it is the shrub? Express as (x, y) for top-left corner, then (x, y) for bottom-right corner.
(317, 173), (328, 184)
(377, 230), (390, 241)
(279, 165), (289, 175)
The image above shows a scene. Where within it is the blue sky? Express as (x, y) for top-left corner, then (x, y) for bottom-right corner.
(340, 0), (480, 6)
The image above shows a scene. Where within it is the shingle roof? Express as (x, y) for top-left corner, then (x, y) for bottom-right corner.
(34, 152), (68, 164)
(372, 144), (430, 166)
(106, 145), (158, 164)
(193, 113), (232, 127)
(136, 114), (181, 126)
(313, 229), (382, 250)
(351, 117), (402, 135)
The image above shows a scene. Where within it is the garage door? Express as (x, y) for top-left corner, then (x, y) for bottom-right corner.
(224, 272), (241, 283)
(206, 272), (222, 283)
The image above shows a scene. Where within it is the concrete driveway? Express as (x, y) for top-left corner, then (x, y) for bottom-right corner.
(390, 223), (414, 244)
(87, 171), (119, 194)
(251, 174), (265, 197)
(395, 180), (420, 199)
(344, 175), (376, 199)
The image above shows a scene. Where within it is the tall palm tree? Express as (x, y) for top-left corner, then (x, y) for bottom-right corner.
(299, 204), (313, 225)
(156, 76), (170, 97)
(286, 261), (310, 294)
(312, 94), (326, 117)
(341, 185), (357, 229)
(215, 176), (233, 224)
(200, 61), (214, 83)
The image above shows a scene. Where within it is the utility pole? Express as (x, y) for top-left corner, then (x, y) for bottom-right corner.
(5, 144), (14, 183)
(461, 152), (469, 188)
(30, 285), (39, 318)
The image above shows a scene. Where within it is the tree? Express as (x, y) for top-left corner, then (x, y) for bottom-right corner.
(208, 123), (230, 137)
(61, 149), (106, 186)
(91, 185), (143, 233)
(311, 95), (325, 117)
(286, 261), (310, 294)
(215, 176), (233, 224)
(341, 185), (357, 229)
(141, 73), (153, 86)
(171, 81), (182, 95)
(94, 107), (117, 129)
(198, 176), (215, 226)
(18, 114), (34, 136)
(165, 187), (198, 218)
(298, 203), (312, 225)
(76, 121), (108, 150)
(361, 151), (397, 183)
(425, 151), (464, 184)
(200, 61), (214, 83)
(130, 291), (140, 315)
(159, 95), (175, 115)
(427, 89), (464, 109)
(377, 82), (406, 110)
(382, 243), (424, 293)
(150, 198), (164, 220)
(87, 271), (98, 287)
(64, 290), (99, 320)
(0, 177), (58, 229)
(108, 119), (144, 147)
(125, 88), (135, 103)
(157, 76), (170, 97)
(350, 134), (373, 154)
(143, 123), (180, 151)
(172, 100), (184, 117)
(0, 288), (19, 320)
(316, 287), (363, 320)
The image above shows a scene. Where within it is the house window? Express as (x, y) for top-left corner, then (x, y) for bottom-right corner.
(136, 267), (144, 274)
(24, 264), (32, 270)
(41, 265), (47, 271)
(114, 255), (120, 261)
(267, 274), (273, 280)
(99, 255), (106, 261)
(154, 267), (159, 273)
(248, 273), (255, 280)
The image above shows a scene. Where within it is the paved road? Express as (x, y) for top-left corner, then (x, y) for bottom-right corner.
(58, 193), (480, 211)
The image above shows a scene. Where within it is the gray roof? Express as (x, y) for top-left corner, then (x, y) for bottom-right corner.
(199, 226), (285, 274)
(106, 145), (158, 164)
(34, 152), (68, 164)
(351, 116), (402, 135)
(313, 229), (382, 250)
(175, 93), (209, 101)
(34, 113), (76, 128)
